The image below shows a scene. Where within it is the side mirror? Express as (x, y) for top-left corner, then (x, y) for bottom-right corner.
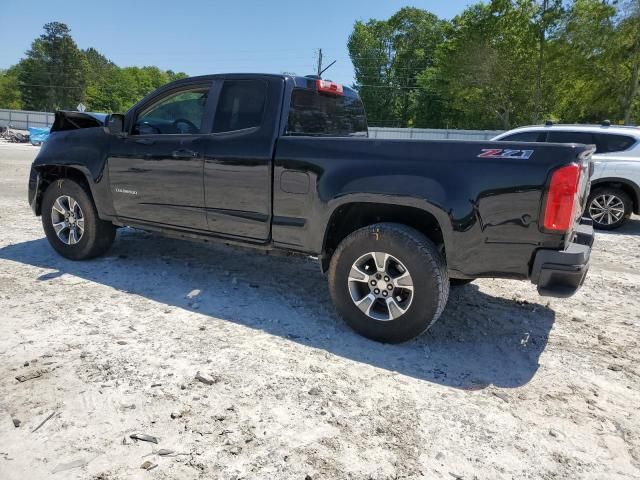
(107, 114), (126, 136)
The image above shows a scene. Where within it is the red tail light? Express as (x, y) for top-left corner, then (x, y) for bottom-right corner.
(543, 163), (581, 231)
(317, 79), (344, 95)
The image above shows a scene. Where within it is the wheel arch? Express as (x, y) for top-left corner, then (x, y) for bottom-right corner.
(320, 201), (449, 272)
(590, 177), (640, 214)
(32, 164), (95, 216)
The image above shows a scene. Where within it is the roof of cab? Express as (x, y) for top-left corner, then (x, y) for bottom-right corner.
(165, 73), (358, 96)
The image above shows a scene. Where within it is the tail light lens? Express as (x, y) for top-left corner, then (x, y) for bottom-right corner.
(317, 79), (344, 96)
(543, 163), (581, 232)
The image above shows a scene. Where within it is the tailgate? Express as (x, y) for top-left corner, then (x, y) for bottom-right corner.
(569, 145), (595, 243)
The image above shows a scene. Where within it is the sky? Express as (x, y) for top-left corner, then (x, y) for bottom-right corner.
(0, 0), (478, 85)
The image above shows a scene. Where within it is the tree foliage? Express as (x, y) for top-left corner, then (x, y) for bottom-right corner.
(350, 1), (640, 128)
(0, 23), (186, 113)
(0, 67), (23, 109)
(18, 22), (88, 111)
(347, 7), (446, 126)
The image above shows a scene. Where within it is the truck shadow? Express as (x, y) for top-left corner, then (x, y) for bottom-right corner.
(0, 229), (555, 390)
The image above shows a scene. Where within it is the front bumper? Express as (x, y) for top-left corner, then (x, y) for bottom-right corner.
(530, 218), (594, 298)
(28, 167), (41, 215)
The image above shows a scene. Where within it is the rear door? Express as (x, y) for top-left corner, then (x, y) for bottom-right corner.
(108, 81), (215, 230)
(202, 77), (283, 241)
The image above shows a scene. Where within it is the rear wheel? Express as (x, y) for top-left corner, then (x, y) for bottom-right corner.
(587, 187), (632, 230)
(41, 178), (116, 260)
(328, 223), (449, 343)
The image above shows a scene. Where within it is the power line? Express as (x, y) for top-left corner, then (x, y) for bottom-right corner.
(316, 48), (337, 77)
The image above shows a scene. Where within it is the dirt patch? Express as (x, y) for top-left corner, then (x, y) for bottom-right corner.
(0, 146), (638, 479)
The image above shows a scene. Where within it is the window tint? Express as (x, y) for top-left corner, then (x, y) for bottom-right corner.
(134, 88), (209, 135)
(286, 89), (367, 137)
(594, 133), (636, 153)
(499, 131), (544, 142)
(213, 80), (266, 133)
(547, 131), (595, 145)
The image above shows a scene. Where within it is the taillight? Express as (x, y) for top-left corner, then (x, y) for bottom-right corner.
(543, 163), (581, 231)
(317, 79), (344, 95)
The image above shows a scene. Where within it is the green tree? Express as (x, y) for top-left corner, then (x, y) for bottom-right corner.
(348, 7), (446, 127)
(549, 0), (620, 122)
(83, 47), (120, 112)
(420, 1), (541, 129)
(532, 0), (565, 122)
(619, 0), (640, 123)
(18, 22), (88, 111)
(0, 67), (23, 109)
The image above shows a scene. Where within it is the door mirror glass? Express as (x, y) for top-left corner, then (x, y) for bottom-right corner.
(107, 114), (125, 135)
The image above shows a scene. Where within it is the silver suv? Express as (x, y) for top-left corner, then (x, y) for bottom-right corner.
(493, 123), (640, 229)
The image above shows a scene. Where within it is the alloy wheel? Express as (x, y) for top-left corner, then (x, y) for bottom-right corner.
(51, 195), (85, 245)
(347, 251), (414, 321)
(589, 194), (625, 226)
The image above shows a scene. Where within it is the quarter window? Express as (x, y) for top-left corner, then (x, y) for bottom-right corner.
(594, 133), (636, 153)
(499, 131), (545, 142)
(134, 88), (210, 135)
(213, 80), (267, 133)
(546, 131), (595, 145)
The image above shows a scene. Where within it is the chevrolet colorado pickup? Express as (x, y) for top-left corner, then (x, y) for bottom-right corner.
(28, 74), (595, 343)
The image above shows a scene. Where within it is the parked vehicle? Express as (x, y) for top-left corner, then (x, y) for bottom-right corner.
(493, 123), (640, 230)
(28, 74), (595, 342)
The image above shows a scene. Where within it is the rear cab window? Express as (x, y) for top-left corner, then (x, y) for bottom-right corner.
(286, 81), (367, 137)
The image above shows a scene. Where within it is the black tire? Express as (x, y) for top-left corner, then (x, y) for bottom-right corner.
(586, 187), (632, 230)
(328, 223), (449, 343)
(450, 278), (474, 286)
(41, 178), (116, 260)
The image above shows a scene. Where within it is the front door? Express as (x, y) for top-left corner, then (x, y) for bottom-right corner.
(108, 83), (214, 230)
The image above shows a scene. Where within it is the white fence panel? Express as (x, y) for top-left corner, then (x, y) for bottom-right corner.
(0, 109), (54, 130)
(0, 108), (504, 140)
(369, 127), (504, 141)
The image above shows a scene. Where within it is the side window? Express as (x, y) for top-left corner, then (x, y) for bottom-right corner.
(547, 131), (595, 145)
(593, 133), (636, 153)
(213, 80), (267, 133)
(134, 87), (210, 135)
(499, 131), (545, 142)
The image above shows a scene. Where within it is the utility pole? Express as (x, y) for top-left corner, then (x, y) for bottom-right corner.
(316, 48), (336, 78)
(316, 49), (323, 77)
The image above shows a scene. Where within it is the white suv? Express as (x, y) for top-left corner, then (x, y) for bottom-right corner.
(493, 123), (640, 230)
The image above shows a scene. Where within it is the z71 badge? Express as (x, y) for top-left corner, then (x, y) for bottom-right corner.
(477, 149), (534, 159)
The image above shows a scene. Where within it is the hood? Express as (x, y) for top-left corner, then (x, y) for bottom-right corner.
(50, 110), (109, 132)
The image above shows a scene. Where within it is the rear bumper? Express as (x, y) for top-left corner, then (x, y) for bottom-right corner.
(530, 218), (594, 298)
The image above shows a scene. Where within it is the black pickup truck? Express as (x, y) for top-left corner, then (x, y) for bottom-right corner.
(28, 74), (595, 342)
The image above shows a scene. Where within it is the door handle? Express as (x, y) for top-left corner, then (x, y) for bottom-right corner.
(172, 149), (198, 159)
(135, 138), (155, 145)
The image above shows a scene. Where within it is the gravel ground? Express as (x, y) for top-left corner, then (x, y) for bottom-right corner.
(0, 143), (638, 480)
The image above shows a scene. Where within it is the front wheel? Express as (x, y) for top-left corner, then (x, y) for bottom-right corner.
(41, 178), (116, 260)
(328, 223), (449, 343)
(586, 187), (632, 230)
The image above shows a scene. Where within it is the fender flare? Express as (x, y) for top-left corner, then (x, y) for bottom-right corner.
(317, 193), (453, 256)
